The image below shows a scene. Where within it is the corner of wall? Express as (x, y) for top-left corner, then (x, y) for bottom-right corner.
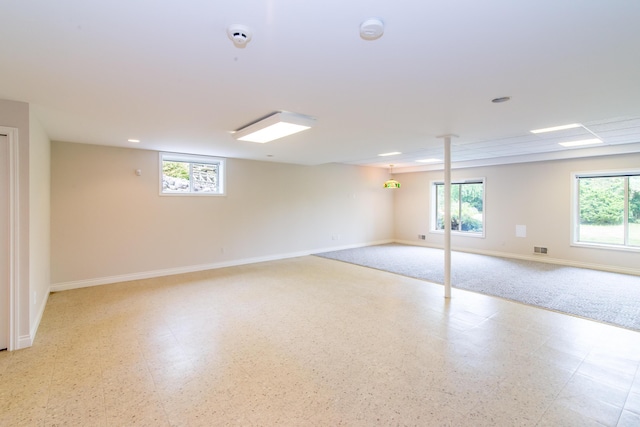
(27, 108), (52, 346)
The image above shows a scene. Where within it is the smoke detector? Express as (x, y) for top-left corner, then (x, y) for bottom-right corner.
(227, 24), (252, 47)
(360, 18), (384, 40)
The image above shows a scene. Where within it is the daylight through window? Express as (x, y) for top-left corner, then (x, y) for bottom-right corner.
(160, 153), (225, 195)
(432, 179), (485, 236)
(575, 173), (640, 248)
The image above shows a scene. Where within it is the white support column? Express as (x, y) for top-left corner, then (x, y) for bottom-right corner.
(438, 134), (457, 299)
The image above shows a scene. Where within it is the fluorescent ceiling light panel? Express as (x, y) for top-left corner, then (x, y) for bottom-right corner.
(378, 151), (402, 157)
(416, 158), (441, 163)
(234, 111), (315, 143)
(530, 123), (581, 134)
(558, 138), (603, 147)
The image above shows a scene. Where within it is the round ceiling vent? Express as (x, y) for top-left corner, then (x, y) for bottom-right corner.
(227, 24), (253, 47)
(360, 18), (384, 40)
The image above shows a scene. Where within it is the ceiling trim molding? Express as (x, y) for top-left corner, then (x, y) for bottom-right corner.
(393, 142), (640, 174)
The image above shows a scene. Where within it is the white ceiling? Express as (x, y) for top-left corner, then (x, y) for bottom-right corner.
(2, 1), (640, 171)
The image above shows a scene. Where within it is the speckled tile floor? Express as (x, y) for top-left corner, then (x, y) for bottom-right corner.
(1, 256), (640, 426)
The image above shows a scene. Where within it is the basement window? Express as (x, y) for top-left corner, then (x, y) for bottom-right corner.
(573, 171), (640, 250)
(431, 179), (485, 237)
(160, 152), (226, 196)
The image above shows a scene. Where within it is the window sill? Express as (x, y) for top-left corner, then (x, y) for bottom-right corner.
(159, 192), (226, 197)
(571, 242), (640, 253)
(430, 230), (485, 239)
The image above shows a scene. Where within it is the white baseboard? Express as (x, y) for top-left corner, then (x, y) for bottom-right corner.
(50, 240), (394, 292)
(48, 237), (639, 294)
(15, 289), (50, 350)
(394, 240), (640, 276)
(17, 334), (32, 350)
(28, 290), (49, 347)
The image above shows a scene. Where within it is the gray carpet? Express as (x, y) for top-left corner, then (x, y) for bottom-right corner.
(314, 243), (640, 331)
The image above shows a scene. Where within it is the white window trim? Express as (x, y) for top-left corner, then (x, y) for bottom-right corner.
(429, 177), (486, 238)
(570, 168), (640, 252)
(159, 152), (226, 196)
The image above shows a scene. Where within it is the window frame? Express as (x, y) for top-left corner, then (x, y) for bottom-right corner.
(430, 177), (486, 238)
(159, 152), (226, 196)
(571, 169), (640, 252)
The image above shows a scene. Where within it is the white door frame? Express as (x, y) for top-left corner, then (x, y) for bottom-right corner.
(1, 126), (20, 351)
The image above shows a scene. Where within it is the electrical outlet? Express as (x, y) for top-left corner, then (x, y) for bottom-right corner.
(418, 234), (426, 240)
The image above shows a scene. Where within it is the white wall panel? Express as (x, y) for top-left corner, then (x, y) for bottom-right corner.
(51, 142), (394, 286)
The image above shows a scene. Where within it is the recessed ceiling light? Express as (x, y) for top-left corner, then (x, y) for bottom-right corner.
(558, 138), (602, 147)
(128, 139), (140, 143)
(416, 158), (441, 163)
(491, 96), (511, 103)
(530, 123), (581, 134)
(378, 152), (401, 157)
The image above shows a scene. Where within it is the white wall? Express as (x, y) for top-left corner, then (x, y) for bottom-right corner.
(28, 111), (50, 336)
(51, 141), (394, 287)
(395, 153), (640, 274)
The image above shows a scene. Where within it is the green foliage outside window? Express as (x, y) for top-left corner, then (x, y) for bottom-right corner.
(579, 177), (624, 225)
(631, 176), (640, 223)
(436, 182), (484, 233)
(163, 161), (190, 180)
(577, 174), (640, 247)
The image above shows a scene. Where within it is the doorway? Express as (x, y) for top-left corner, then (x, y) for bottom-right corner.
(0, 127), (18, 351)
